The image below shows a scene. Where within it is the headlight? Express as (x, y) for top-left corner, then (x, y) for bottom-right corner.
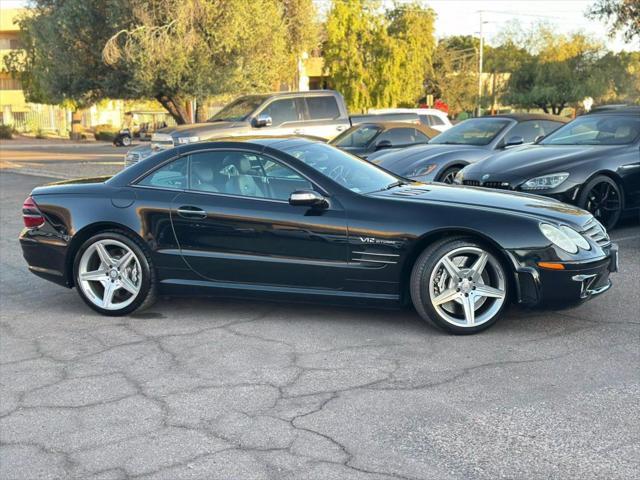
(539, 223), (578, 254)
(410, 164), (437, 177)
(521, 172), (569, 190)
(560, 225), (590, 250)
(177, 136), (200, 144)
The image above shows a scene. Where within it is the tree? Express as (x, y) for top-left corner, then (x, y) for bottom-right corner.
(324, 0), (435, 112)
(501, 26), (608, 114)
(589, 0), (640, 42)
(4, 0), (136, 137)
(595, 51), (640, 104)
(425, 36), (478, 116)
(6, 0), (318, 126)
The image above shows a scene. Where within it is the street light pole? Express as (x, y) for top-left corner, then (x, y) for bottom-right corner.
(477, 11), (484, 117)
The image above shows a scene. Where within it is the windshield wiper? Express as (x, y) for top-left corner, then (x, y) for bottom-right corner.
(384, 180), (408, 190)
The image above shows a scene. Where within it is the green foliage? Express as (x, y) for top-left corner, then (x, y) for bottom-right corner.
(93, 124), (118, 142)
(0, 125), (13, 139)
(4, 1), (134, 109)
(425, 36), (478, 116)
(6, 0), (318, 124)
(589, 0), (640, 42)
(500, 25), (609, 114)
(324, 0), (435, 112)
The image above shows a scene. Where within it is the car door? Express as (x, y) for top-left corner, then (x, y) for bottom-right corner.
(253, 97), (307, 136)
(170, 148), (350, 289)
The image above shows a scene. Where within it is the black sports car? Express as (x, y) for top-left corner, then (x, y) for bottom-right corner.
(457, 106), (640, 229)
(20, 137), (617, 334)
(329, 122), (438, 159)
(369, 114), (568, 184)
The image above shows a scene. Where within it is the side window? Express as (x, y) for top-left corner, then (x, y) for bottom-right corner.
(258, 157), (313, 201)
(540, 120), (564, 136)
(260, 99), (300, 126)
(377, 128), (417, 146)
(428, 115), (445, 126)
(306, 96), (340, 120)
(506, 121), (546, 144)
(188, 150), (311, 201)
(138, 157), (188, 189)
(413, 129), (431, 143)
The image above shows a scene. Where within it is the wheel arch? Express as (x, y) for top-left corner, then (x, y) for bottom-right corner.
(578, 170), (626, 210)
(399, 227), (516, 304)
(65, 222), (145, 287)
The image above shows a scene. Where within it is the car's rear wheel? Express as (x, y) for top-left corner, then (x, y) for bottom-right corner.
(438, 166), (461, 184)
(410, 238), (509, 334)
(73, 230), (156, 316)
(578, 175), (622, 230)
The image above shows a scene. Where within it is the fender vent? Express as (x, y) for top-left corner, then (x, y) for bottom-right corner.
(581, 218), (611, 247)
(392, 188), (428, 197)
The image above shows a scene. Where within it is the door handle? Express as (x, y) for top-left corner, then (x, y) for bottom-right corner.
(177, 206), (207, 219)
(293, 129), (303, 134)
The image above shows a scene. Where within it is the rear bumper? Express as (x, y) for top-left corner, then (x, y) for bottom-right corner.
(19, 228), (71, 287)
(509, 243), (617, 307)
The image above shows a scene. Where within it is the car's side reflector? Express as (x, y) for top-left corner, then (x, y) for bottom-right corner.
(537, 262), (565, 270)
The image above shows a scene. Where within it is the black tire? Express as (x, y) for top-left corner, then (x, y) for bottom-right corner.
(73, 230), (156, 316)
(438, 166), (462, 184)
(122, 135), (132, 147)
(410, 237), (510, 335)
(577, 175), (623, 230)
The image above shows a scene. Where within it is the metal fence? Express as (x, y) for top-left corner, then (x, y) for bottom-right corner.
(0, 105), (70, 134)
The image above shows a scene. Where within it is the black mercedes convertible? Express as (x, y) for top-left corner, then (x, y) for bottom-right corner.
(20, 137), (617, 334)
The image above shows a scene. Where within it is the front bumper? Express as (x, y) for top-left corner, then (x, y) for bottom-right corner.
(509, 243), (618, 307)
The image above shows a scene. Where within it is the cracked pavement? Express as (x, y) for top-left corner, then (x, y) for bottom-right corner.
(1, 171), (639, 480)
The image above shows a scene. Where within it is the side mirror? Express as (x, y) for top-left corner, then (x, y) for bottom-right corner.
(289, 190), (328, 208)
(375, 139), (392, 151)
(504, 135), (524, 147)
(254, 114), (272, 128)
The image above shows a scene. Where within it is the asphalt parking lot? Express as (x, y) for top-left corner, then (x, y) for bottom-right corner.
(0, 147), (639, 479)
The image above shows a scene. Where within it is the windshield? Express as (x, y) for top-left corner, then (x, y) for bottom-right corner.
(541, 115), (640, 146)
(207, 95), (268, 122)
(281, 143), (400, 194)
(429, 118), (510, 146)
(332, 125), (382, 148)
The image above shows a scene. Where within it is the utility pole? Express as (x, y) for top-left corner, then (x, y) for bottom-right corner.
(477, 11), (484, 117)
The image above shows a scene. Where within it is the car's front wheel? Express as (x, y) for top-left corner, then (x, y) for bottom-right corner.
(73, 230), (156, 316)
(578, 175), (622, 230)
(438, 166), (462, 184)
(410, 238), (509, 334)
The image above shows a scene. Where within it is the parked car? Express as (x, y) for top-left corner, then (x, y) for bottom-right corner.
(329, 122), (439, 159)
(368, 113), (568, 184)
(456, 106), (640, 229)
(20, 137), (617, 334)
(124, 90), (421, 168)
(369, 108), (452, 132)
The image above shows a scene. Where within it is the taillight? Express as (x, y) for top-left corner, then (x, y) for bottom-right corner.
(22, 196), (45, 228)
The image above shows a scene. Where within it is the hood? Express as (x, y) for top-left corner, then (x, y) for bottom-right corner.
(373, 144), (491, 176)
(370, 182), (592, 228)
(463, 144), (625, 182)
(157, 121), (250, 139)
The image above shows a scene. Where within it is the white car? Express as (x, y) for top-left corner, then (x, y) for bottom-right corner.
(369, 108), (452, 132)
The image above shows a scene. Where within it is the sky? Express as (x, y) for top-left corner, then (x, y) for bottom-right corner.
(2, 0), (638, 52)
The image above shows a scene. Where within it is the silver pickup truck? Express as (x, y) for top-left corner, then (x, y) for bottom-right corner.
(124, 90), (418, 167)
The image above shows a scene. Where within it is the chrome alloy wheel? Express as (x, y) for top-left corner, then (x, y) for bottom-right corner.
(428, 247), (506, 328)
(78, 239), (142, 310)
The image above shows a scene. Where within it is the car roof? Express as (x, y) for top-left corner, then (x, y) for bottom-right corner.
(351, 121), (440, 137)
(482, 113), (569, 122)
(586, 105), (640, 115)
(180, 135), (322, 151)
